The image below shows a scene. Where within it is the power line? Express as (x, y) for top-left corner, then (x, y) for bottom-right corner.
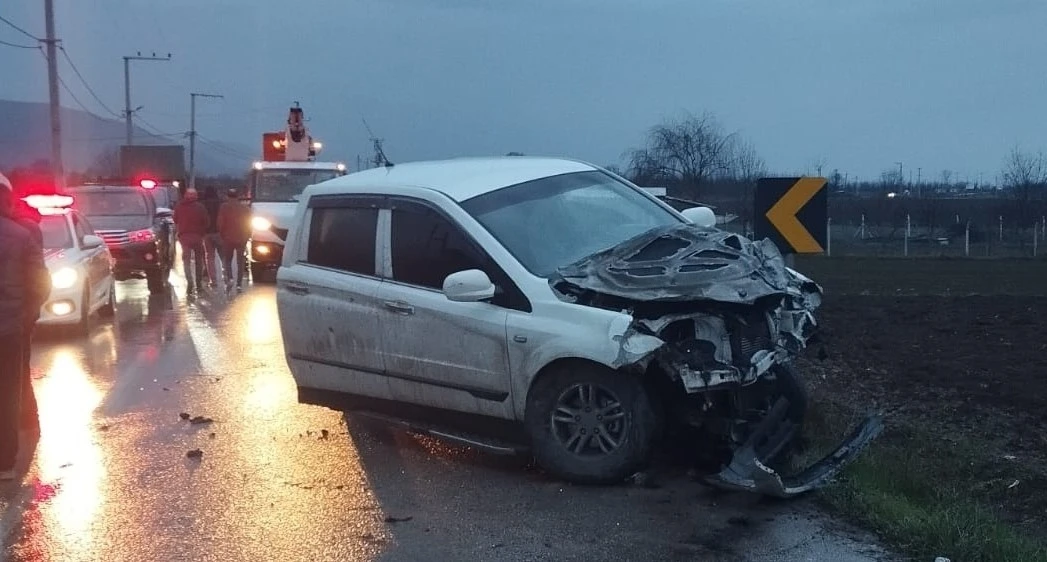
(59, 47), (121, 119)
(0, 14), (40, 41)
(0, 38), (37, 49)
(35, 48), (112, 123)
(134, 114), (174, 138)
(196, 134), (255, 160)
(0, 131), (187, 145)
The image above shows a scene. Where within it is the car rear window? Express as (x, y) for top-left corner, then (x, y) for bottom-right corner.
(306, 207), (378, 275)
(74, 190), (149, 216)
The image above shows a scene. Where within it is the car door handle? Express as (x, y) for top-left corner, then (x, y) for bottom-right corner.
(285, 283), (309, 295)
(383, 300), (415, 315)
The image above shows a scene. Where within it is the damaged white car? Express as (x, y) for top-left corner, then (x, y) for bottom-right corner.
(276, 156), (882, 496)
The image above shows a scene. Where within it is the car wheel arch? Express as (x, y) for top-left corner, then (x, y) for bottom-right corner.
(517, 357), (634, 419)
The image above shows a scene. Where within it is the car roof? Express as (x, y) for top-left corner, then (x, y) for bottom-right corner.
(311, 156), (599, 202)
(67, 184), (139, 192)
(254, 161), (345, 170)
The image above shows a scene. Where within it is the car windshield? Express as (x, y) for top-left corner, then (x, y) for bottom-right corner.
(73, 191), (149, 216)
(252, 169), (341, 202)
(39, 216), (73, 249)
(460, 170), (683, 277)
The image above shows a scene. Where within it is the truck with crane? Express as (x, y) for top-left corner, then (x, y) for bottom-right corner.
(246, 103), (347, 282)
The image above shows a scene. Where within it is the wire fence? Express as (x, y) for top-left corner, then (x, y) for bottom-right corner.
(723, 215), (1047, 258)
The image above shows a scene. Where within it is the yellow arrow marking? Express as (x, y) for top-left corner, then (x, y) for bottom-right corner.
(765, 177), (826, 253)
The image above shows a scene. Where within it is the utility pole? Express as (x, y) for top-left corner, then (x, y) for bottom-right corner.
(123, 52), (171, 145)
(895, 161), (903, 187)
(188, 92), (224, 191)
(43, 0), (64, 189)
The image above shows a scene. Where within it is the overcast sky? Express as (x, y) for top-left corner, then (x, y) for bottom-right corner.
(2, 0), (1045, 181)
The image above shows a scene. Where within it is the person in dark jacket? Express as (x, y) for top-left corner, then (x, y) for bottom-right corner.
(200, 186), (222, 288)
(11, 194), (50, 434)
(173, 188), (210, 294)
(217, 188), (253, 290)
(0, 174), (49, 481)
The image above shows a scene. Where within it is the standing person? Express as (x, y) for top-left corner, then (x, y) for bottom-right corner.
(217, 188), (252, 291)
(0, 174), (48, 481)
(10, 188), (51, 434)
(200, 186), (223, 288)
(173, 188), (210, 294)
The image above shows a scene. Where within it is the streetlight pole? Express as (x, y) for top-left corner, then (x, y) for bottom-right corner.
(123, 52), (171, 146)
(188, 92), (224, 191)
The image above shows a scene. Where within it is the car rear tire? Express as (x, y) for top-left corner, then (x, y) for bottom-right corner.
(147, 266), (168, 294)
(99, 280), (116, 318)
(525, 362), (657, 485)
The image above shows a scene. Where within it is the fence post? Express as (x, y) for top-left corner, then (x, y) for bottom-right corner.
(904, 214), (910, 257)
(965, 221), (970, 257)
(826, 217), (832, 256)
(999, 215), (1003, 242)
(860, 214), (866, 239)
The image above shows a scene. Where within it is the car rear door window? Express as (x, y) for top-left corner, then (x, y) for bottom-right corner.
(389, 202), (486, 290)
(306, 207), (379, 276)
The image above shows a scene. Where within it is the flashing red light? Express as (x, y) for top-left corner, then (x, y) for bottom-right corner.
(139, 179), (157, 190)
(23, 194), (74, 212)
(128, 229), (155, 244)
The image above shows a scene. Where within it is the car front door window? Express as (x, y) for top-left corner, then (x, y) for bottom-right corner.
(389, 203), (485, 290)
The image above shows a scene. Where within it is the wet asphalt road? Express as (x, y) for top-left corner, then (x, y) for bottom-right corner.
(0, 267), (897, 562)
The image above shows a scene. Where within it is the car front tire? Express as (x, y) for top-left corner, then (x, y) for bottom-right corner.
(99, 280), (116, 318)
(525, 362), (657, 485)
(250, 263), (276, 284)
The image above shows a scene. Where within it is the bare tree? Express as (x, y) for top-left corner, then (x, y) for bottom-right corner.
(1001, 146), (1047, 232)
(880, 168), (903, 194)
(87, 148), (121, 178)
(727, 138), (766, 233)
(625, 111), (738, 196)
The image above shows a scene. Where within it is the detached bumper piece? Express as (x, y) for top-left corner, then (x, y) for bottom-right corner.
(705, 398), (884, 498)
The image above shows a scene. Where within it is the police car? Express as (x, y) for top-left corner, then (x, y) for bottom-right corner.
(24, 194), (117, 331)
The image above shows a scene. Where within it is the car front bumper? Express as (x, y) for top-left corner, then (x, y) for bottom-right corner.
(37, 281), (86, 326)
(109, 241), (164, 277)
(249, 240), (283, 268)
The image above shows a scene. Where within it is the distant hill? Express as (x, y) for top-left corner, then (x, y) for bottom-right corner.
(0, 100), (255, 176)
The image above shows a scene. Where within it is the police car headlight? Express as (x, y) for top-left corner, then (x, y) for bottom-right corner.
(251, 216), (272, 231)
(52, 267), (79, 289)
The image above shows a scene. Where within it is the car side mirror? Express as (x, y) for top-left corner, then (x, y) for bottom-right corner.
(156, 207), (173, 219)
(82, 234), (104, 249)
(443, 269), (496, 302)
(681, 206), (717, 228)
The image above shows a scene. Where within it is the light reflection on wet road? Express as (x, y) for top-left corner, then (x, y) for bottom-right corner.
(0, 271), (895, 562)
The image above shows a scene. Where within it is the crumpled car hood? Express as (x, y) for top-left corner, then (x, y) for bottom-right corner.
(551, 224), (807, 305)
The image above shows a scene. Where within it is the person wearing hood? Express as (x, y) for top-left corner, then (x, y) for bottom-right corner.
(173, 188), (210, 294)
(217, 188), (252, 291)
(200, 186), (223, 288)
(0, 172), (50, 481)
(9, 181), (51, 434)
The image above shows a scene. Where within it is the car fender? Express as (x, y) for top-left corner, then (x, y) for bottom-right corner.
(508, 308), (665, 420)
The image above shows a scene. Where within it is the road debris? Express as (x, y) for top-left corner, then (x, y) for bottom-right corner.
(320, 429), (329, 440)
(186, 449), (204, 460)
(384, 516), (413, 523)
(189, 416), (214, 425)
(179, 412), (191, 420)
